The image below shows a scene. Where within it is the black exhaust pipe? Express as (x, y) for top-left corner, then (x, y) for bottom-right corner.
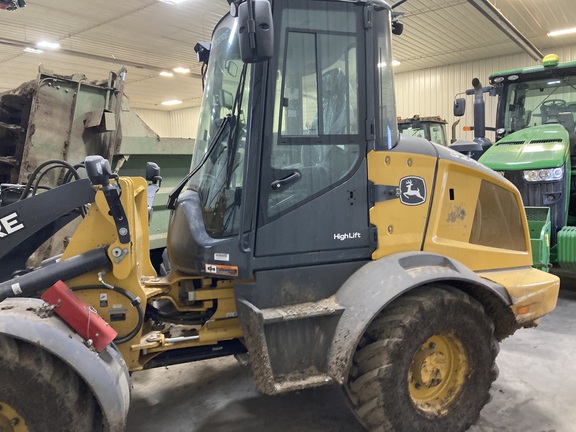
(472, 78), (486, 141)
(0, 247), (111, 301)
(470, 78), (492, 153)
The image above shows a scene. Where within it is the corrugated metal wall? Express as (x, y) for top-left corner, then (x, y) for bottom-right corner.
(132, 109), (172, 137)
(132, 106), (200, 139)
(135, 45), (576, 143)
(395, 45), (576, 143)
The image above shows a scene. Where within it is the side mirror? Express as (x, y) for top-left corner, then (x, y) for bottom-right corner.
(454, 98), (466, 117)
(238, 0), (273, 63)
(85, 155), (116, 187)
(194, 42), (211, 63)
(392, 21), (404, 36)
(146, 162), (162, 185)
(145, 162), (162, 223)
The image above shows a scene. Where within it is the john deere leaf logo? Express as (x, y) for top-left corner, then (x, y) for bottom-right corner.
(399, 176), (426, 206)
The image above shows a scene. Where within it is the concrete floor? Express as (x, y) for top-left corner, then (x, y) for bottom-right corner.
(126, 287), (576, 432)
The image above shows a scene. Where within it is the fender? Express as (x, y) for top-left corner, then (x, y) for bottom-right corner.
(327, 251), (512, 384)
(0, 297), (130, 432)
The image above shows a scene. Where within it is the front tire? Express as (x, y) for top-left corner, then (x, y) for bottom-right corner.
(344, 285), (498, 432)
(0, 335), (104, 432)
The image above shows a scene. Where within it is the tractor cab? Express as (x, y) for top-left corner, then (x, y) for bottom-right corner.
(477, 54), (576, 270)
(398, 115), (448, 146)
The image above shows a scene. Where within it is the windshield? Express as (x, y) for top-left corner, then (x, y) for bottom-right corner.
(501, 75), (576, 136)
(188, 14), (251, 238)
(399, 122), (446, 146)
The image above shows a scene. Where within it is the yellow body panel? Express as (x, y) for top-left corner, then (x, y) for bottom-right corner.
(368, 151), (436, 258)
(424, 158), (533, 271)
(368, 150), (533, 270)
(368, 147), (558, 325)
(478, 267), (560, 324)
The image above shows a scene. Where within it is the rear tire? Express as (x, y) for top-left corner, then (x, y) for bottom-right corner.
(344, 285), (498, 432)
(0, 335), (104, 432)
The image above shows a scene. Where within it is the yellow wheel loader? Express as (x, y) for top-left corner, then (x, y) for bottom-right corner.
(0, 1), (559, 431)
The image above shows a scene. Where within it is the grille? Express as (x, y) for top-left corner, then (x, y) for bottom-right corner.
(525, 206), (549, 222)
(497, 141), (524, 145)
(504, 170), (566, 245)
(528, 139), (563, 144)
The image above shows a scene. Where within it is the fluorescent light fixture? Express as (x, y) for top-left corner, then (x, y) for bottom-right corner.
(172, 67), (190, 74)
(548, 27), (576, 37)
(377, 60), (401, 68)
(548, 80), (561, 85)
(159, 71), (174, 77)
(36, 40), (60, 49)
(23, 47), (44, 54)
(161, 99), (182, 106)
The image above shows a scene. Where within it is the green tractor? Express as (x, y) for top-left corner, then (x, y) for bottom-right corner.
(455, 54), (576, 272)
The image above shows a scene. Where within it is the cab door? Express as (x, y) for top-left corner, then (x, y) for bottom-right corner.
(255, 0), (373, 265)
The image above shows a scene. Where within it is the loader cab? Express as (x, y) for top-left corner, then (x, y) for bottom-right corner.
(167, 0), (398, 278)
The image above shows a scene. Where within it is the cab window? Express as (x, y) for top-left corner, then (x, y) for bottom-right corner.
(265, 2), (363, 219)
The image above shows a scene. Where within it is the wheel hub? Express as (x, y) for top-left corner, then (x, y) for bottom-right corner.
(0, 402), (28, 432)
(408, 333), (469, 415)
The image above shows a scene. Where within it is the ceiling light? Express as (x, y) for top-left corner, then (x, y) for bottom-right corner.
(172, 67), (190, 74)
(161, 99), (182, 106)
(23, 47), (43, 54)
(547, 27), (576, 37)
(36, 40), (60, 49)
(159, 71), (174, 77)
(377, 60), (401, 68)
(158, 0), (188, 4)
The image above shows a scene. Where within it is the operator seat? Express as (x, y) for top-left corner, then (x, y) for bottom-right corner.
(301, 68), (350, 174)
(558, 113), (575, 138)
(558, 113), (576, 161)
(321, 68), (349, 135)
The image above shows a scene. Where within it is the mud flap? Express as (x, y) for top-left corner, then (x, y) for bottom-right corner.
(0, 297), (130, 432)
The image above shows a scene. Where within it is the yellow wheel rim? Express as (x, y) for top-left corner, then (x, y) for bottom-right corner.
(0, 401), (29, 432)
(408, 333), (469, 416)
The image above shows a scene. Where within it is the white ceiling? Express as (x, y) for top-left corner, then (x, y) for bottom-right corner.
(1, 0), (575, 111)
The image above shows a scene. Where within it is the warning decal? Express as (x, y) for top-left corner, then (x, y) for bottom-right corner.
(205, 263), (239, 277)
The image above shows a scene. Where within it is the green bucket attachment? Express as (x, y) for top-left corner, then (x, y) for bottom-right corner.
(525, 206), (551, 272)
(557, 225), (576, 270)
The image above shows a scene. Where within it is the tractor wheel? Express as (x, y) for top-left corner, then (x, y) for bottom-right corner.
(344, 284), (499, 432)
(0, 335), (104, 432)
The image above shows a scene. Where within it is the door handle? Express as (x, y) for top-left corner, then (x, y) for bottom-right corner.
(271, 171), (301, 191)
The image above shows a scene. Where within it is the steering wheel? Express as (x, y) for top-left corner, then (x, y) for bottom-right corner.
(542, 99), (567, 108)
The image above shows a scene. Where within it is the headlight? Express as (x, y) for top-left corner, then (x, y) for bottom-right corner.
(523, 167), (564, 182)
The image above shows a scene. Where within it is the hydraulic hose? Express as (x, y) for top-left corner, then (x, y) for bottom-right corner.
(71, 285), (144, 344)
(0, 248), (111, 302)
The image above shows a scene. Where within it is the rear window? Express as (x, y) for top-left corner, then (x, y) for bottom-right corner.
(469, 181), (527, 251)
